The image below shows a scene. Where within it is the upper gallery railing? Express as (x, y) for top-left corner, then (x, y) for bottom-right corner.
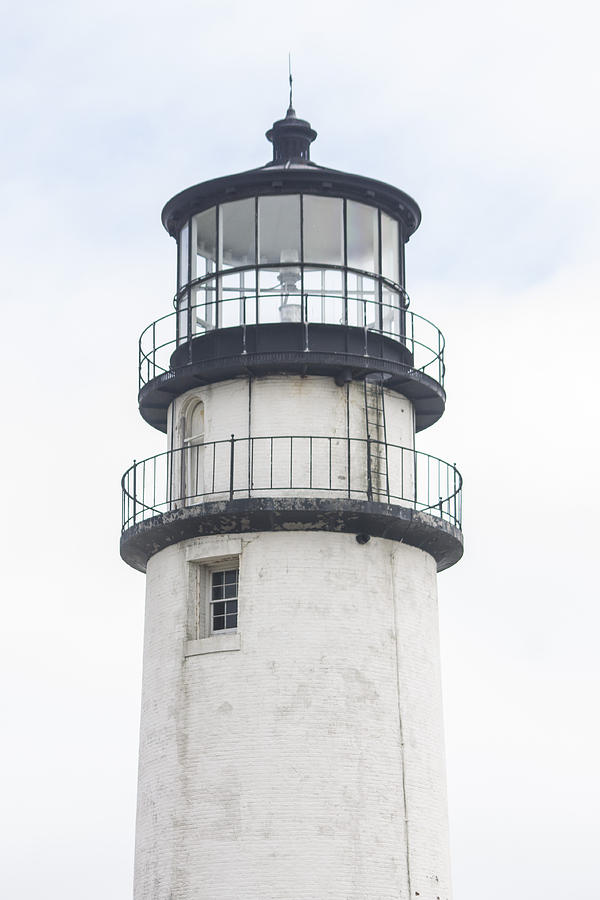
(138, 268), (445, 389)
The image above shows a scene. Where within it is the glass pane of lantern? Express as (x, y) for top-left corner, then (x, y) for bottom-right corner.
(346, 201), (378, 273)
(221, 198), (255, 269)
(178, 289), (189, 342)
(347, 272), (379, 328)
(192, 278), (217, 332)
(258, 195), (301, 266)
(192, 207), (217, 279)
(258, 268), (301, 324)
(381, 213), (399, 283)
(257, 269), (282, 324)
(178, 222), (189, 287)
(220, 270), (256, 328)
(303, 196), (343, 265)
(304, 268), (343, 324)
(382, 287), (401, 337)
(242, 269), (257, 325)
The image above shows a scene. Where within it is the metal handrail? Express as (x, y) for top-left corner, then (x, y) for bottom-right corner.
(138, 293), (446, 390)
(121, 436), (462, 533)
(173, 262), (410, 308)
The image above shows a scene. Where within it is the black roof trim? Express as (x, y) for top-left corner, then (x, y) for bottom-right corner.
(161, 163), (421, 239)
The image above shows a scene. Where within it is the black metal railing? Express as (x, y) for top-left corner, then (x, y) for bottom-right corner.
(138, 284), (445, 390)
(121, 436), (462, 533)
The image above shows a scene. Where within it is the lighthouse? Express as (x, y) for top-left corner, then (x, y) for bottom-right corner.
(120, 101), (463, 900)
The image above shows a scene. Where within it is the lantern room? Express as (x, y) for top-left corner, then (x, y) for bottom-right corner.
(138, 107), (446, 434)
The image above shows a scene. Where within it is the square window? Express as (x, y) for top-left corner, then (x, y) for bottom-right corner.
(209, 568), (238, 634)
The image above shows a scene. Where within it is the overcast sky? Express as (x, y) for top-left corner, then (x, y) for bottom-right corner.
(1, 0), (599, 897)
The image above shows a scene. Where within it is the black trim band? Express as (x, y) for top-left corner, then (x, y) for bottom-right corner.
(120, 497), (463, 574)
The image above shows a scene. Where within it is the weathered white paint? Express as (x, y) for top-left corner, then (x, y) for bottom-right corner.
(168, 375), (414, 448)
(134, 530), (451, 900)
(185, 632), (242, 657)
(165, 376), (416, 504)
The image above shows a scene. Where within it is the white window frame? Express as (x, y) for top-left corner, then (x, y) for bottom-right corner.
(182, 399), (205, 503)
(183, 540), (242, 658)
(207, 564), (239, 636)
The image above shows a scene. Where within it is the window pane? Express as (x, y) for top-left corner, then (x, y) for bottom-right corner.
(213, 616), (225, 631)
(224, 581), (237, 599)
(192, 279), (217, 333)
(178, 222), (189, 287)
(178, 289), (189, 342)
(259, 195), (301, 265)
(224, 569), (237, 584)
(304, 268), (344, 325)
(382, 287), (401, 337)
(347, 201), (378, 273)
(213, 601), (225, 615)
(222, 198), (255, 269)
(347, 273), (378, 328)
(258, 268), (301, 323)
(193, 207), (217, 279)
(303, 196), (343, 264)
(225, 614), (237, 629)
(219, 271), (256, 328)
(381, 213), (399, 283)
(186, 402), (204, 442)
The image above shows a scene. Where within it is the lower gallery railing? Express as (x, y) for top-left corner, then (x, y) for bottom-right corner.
(122, 437), (462, 533)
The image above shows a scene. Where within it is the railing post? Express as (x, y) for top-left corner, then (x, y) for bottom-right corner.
(386, 443), (391, 504)
(187, 290), (193, 364)
(241, 276), (247, 355)
(303, 293), (309, 352)
(247, 436), (252, 498)
(229, 434), (235, 500)
(453, 463), (457, 526)
(413, 450), (418, 511)
(152, 321), (156, 380)
(366, 437), (373, 502)
(347, 435), (351, 499)
(132, 460), (137, 525)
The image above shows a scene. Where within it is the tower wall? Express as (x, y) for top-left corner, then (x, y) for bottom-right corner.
(166, 376), (416, 504)
(168, 375), (415, 447)
(134, 530), (451, 900)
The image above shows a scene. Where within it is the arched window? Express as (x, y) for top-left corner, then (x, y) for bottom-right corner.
(182, 401), (204, 501)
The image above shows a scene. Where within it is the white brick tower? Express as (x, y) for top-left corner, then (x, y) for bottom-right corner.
(121, 103), (463, 900)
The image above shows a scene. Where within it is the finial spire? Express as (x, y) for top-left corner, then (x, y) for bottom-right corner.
(288, 53), (295, 116)
(266, 64), (317, 165)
